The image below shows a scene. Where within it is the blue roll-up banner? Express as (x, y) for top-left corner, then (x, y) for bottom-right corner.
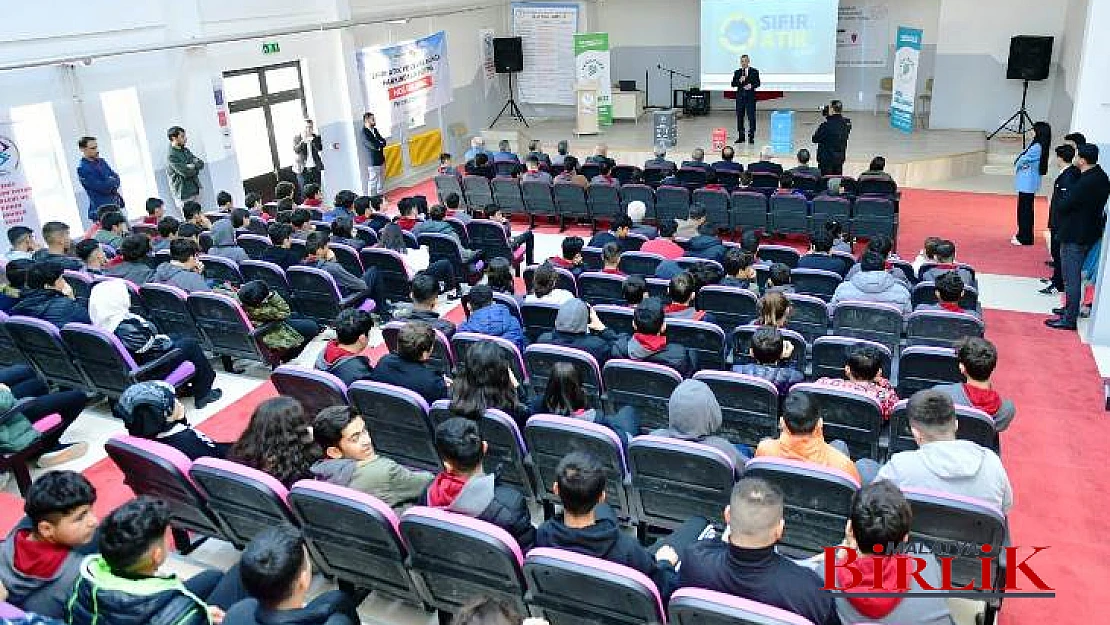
(890, 26), (922, 133)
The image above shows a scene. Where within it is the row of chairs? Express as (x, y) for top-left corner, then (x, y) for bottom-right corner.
(106, 432), (1006, 624)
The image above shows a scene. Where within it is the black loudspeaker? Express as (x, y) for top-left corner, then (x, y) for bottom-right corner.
(1006, 36), (1053, 81)
(493, 37), (523, 73)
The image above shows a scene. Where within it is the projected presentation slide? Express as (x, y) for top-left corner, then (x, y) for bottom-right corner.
(700, 0), (837, 92)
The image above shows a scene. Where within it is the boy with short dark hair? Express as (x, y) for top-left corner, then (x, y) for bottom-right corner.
(721, 248), (756, 289)
(549, 236), (585, 276)
(395, 273), (456, 338)
(622, 275), (647, 306)
(920, 239), (975, 286)
(934, 337), (1015, 431)
(32, 222), (83, 271)
(664, 271), (710, 321)
(262, 222), (304, 269)
(764, 262), (794, 295)
(225, 525), (359, 625)
(731, 326), (804, 395)
(310, 406), (433, 508)
(756, 391), (862, 482)
(813, 344), (899, 419)
(916, 271), (975, 315)
(601, 241), (624, 275)
(93, 212), (128, 250)
(75, 239), (107, 274)
(369, 321), (450, 404)
(611, 298), (698, 377)
(151, 238), (209, 292)
(428, 418), (535, 549)
(104, 233), (155, 283)
(315, 308), (375, 386)
(143, 198), (166, 225)
(0, 471), (98, 618)
(154, 216), (180, 252)
(799, 230), (848, 276)
(182, 200), (212, 230)
(290, 208), (315, 240)
(216, 191), (234, 212)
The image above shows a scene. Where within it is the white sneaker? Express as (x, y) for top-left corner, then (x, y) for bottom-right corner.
(1010, 236), (1023, 246)
(36, 442), (89, 468)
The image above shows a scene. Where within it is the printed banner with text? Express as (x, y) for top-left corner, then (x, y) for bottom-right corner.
(0, 110), (38, 254)
(890, 26), (922, 133)
(357, 31), (453, 131)
(574, 33), (612, 126)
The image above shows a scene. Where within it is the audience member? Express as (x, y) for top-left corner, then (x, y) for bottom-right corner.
(113, 381), (230, 459)
(721, 248), (756, 288)
(652, 378), (748, 466)
(664, 271), (710, 321)
(831, 251), (911, 314)
(550, 139), (571, 167)
(0, 259), (32, 312)
(484, 257), (519, 298)
(103, 234), (154, 283)
(587, 214), (633, 250)
(764, 262), (795, 295)
(683, 217), (727, 263)
(622, 275), (647, 306)
(529, 362), (639, 444)
(302, 232), (376, 302)
(153, 216), (180, 252)
(590, 161), (620, 187)
(464, 136), (490, 162)
(612, 298), (698, 377)
(526, 263), (575, 306)
(315, 308), (375, 386)
(526, 139), (552, 167)
(789, 148), (821, 178)
(713, 146), (743, 173)
(393, 273), (455, 337)
(641, 220), (685, 260)
(238, 280), (319, 354)
(521, 156), (552, 184)
(920, 239), (975, 286)
(675, 204), (708, 239)
(327, 215), (363, 251)
(11, 261), (91, 327)
(859, 156), (894, 183)
(757, 291), (792, 328)
(554, 155), (588, 188)
(93, 211), (128, 250)
(324, 189), (357, 223)
(465, 152), (495, 179)
(151, 238), (209, 292)
(230, 397), (319, 488)
(547, 236), (585, 276)
(310, 406), (432, 508)
(368, 320), (450, 404)
(680, 148), (708, 171)
(876, 390), (1012, 512)
(75, 239), (107, 274)
(915, 271), (975, 315)
(215, 191), (234, 213)
(773, 171), (805, 198)
(536, 298), (619, 365)
(449, 339), (531, 429)
(143, 197), (166, 225)
(755, 390), (862, 482)
(493, 139), (520, 165)
(913, 235), (944, 273)
(748, 146), (784, 176)
(846, 236), (910, 285)
(626, 200), (658, 239)
(182, 200), (212, 231)
(644, 145), (677, 172)
(200, 218), (245, 265)
(799, 229), (848, 276)
(484, 204), (536, 265)
(813, 343), (899, 420)
(32, 222), (83, 270)
(934, 337), (1015, 432)
(585, 144), (616, 169)
(825, 219), (853, 253)
(428, 418), (535, 548)
(600, 241), (624, 275)
(732, 327), (804, 395)
(261, 222), (304, 269)
(5, 226), (38, 261)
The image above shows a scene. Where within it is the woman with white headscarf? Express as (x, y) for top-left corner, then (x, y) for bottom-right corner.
(89, 279), (222, 409)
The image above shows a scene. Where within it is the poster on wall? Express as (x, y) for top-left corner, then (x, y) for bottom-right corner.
(574, 33), (612, 125)
(891, 26), (922, 133)
(512, 3), (579, 105)
(479, 28), (498, 96)
(0, 110), (39, 254)
(837, 2), (890, 67)
(357, 31), (453, 131)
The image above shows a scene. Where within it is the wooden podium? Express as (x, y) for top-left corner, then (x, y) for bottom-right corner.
(574, 82), (599, 136)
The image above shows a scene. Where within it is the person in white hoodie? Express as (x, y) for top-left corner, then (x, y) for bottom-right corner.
(876, 389), (1012, 513)
(831, 250), (912, 314)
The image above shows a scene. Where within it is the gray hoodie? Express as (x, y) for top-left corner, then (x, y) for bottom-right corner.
(933, 383), (1015, 431)
(152, 262), (209, 293)
(0, 518), (96, 618)
(104, 261), (154, 284)
(876, 440), (1012, 512)
(831, 270), (912, 314)
(650, 379), (746, 467)
(207, 219), (249, 264)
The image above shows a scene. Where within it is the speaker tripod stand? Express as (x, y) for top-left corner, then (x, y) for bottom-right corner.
(987, 79), (1035, 147)
(490, 72), (529, 128)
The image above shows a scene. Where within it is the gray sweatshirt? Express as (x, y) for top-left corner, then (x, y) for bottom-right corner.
(650, 379), (747, 468)
(0, 518), (96, 619)
(876, 439), (1012, 513)
(831, 270), (912, 314)
(207, 219), (249, 264)
(933, 382), (1015, 431)
(152, 262), (209, 293)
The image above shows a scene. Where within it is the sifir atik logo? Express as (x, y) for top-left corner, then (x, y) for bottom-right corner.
(822, 541), (1055, 599)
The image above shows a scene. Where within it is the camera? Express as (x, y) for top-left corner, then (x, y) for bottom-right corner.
(821, 104), (830, 118)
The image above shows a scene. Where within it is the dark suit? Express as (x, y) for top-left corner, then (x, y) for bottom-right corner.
(1056, 164), (1110, 324)
(644, 157), (677, 172)
(730, 66), (760, 141)
(811, 114), (852, 175)
(1048, 165), (1082, 290)
(747, 160), (783, 177)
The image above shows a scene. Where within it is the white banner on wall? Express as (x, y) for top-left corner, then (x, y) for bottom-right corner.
(479, 28), (497, 96)
(837, 2), (890, 67)
(0, 110), (39, 254)
(357, 31), (453, 131)
(512, 3), (579, 105)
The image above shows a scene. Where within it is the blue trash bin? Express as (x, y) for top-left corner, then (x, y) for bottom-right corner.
(770, 110), (795, 154)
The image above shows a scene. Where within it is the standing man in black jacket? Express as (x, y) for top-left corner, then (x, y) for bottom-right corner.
(1047, 143), (1110, 330)
(731, 55), (760, 145)
(1042, 144), (1081, 295)
(293, 119), (324, 191)
(811, 101), (852, 176)
(361, 112), (387, 198)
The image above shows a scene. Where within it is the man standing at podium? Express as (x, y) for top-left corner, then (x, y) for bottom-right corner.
(731, 55), (760, 144)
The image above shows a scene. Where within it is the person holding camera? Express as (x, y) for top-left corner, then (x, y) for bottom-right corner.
(812, 101), (852, 176)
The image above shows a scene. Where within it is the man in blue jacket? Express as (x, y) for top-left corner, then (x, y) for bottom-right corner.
(76, 136), (123, 221)
(458, 285), (526, 353)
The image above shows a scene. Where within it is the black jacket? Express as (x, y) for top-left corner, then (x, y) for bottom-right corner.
(428, 473), (536, 550)
(611, 335), (698, 378)
(295, 133), (325, 171)
(536, 328), (619, 366)
(368, 353), (449, 405)
(315, 348), (374, 387)
(798, 253), (848, 276)
(10, 289), (91, 327)
(114, 318), (173, 363)
(1049, 165), (1082, 231)
(406, 309), (457, 339)
(261, 246), (305, 270)
(1056, 165), (1110, 245)
(223, 591), (358, 625)
(747, 160), (784, 177)
(685, 234), (727, 263)
(362, 127), (387, 167)
(812, 114), (852, 166)
(679, 542), (841, 625)
(730, 67), (761, 98)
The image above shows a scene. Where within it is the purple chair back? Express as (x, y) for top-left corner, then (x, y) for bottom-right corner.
(271, 365), (349, 418)
(359, 248), (414, 304)
(620, 184), (656, 221)
(594, 304), (635, 336)
(553, 182), (590, 220)
(139, 283), (204, 345)
(654, 185), (691, 223)
(237, 234), (272, 260)
(810, 336), (892, 381)
(492, 291), (523, 321)
(587, 182), (622, 221)
(519, 300), (563, 343)
(617, 251), (665, 277)
(629, 435), (735, 531)
(831, 301), (904, 355)
(604, 359), (683, 433)
(418, 232), (477, 286)
(187, 291), (276, 366)
(666, 318), (727, 370)
(523, 547), (665, 625)
(199, 254), (243, 286)
(669, 588), (818, 625)
(888, 400), (998, 458)
(522, 180), (557, 217)
(896, 345), (962, 397)
(577, 271), (626, 306)
(492, 177), (525, 213)
(693, 187), (730, 228)
(287, 265), (350, 325)
(348, 381), (440, 472)
(730, 191), (768, 231)
(240, 260), (292, 300)
(328, 242), (364, 276)
(812, 195), (852, 224)
(462, 175), (494, 207)
(524, 414), (631, 517)
(906, 309), (984, 347)
(697, 285), (759, 329)
(468, 219), (525, 269)
(382, 321), (456, 376)
(62, 270), (94, 308)
(789, 382), (884, 460)
(0, 312), (23, 368)
(434, 174), (465, 206)
(188, 457), (295, 549)
(524, 344), (604, 408)
(757, 244), (801, 268)
(61, 322), (194, 398)
(784, 293), (832, 343)
(791, 268), (843, 301)
(451, 332), (528, 384)
(6, 315), (91, 392)
(693, 371), (780, 448)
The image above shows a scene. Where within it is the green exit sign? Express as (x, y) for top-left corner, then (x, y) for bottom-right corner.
(262, 42), (280, 54)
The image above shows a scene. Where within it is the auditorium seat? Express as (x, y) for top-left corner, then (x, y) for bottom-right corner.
(493, 292), (523, 322)
(693, 188), (730, 229)
(810, 336), (893, 382)
(462, 175), (494, 209)
(603, 359), (682, 434)
(271, 365), (348, 417)
(669, 588), (817, 625)
(240, 260), (294, 302)
(730, 191), (768, 233)
(0, 394), (74, 496)
(768, 194), (809, 236)
(522, 180), (557, 227)
(851, 195), (898, 242)
(554, 182), (590, 230)
(667, 318), (727, 370)
(188, 291), (286, 369)
(757, 244), (800, 268)
(492, 177), (526, 215)
(139, 283), (205, 345)
(525, 414), (632, 518)
(199, 254), (243, 287)
(435, 174), (465, 207)
(520, 300), (562, 344)
(382, 321), (455, 376)
(831, 301), (904, 356)
(7, 316), (93, 393)
(693, 371), (780, 448)
(0, 313), (24, 368)
(189, 457), (297, 549)
(355, 225), (378, 248)
(895, 345), (963, 397)
(628, 435), (736, 532)
(675, 257), (723, 275)
(594, 304), (635, 336)
(525, 344), (603, 408)
(696, 285), (759, 330)
(889, 257), (918, 285)
(446, 217), (470, 248)
(451, 332), (528, 385)
(429, 401), (537, 500)
(790, 268), (842, 301)
(788, 382), (885, 461)
(588, 182), (622, 226)
(655, 185), (691, 224)
(906, 309), (985, 347)
(468, 219), (527, 275)
(580, 246), (603, 272)
(812, 195), (851, 227)
(784, 294), (831, 344)
(611, 164), (640, 186)
(912, 281), (980, 311)
(62, 323), (195, 399)
(617, 251), (665, 277)
(328, 242), (364, 276)
(888, 400), (998, 457)
(730, 325), (808, 371)
(348, 381), (440, 473)
(578, 271), (626, 306)
(523, 548), (666, 625)
(522, 265), (577, 297)
(287, 265), (363, 326)
(620, 184), (656, 222)
(360, 248), (416, 304)
(419, 232), (480, 288)
(237, 234), (272, 260)
(62, 270), (95, 309)
(677, 166), (708, 190)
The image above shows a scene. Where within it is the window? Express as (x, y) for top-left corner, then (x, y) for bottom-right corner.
(10, 102), (80, 232)
(100, 87), (157, 215)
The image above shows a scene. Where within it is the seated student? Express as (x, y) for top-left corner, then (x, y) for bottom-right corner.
(554, 155), (588, 188)
(664, 271), (712, 322)
(859, 156), (895, 184)
(493, 139), (520, 165)
(640, 219), (685, 260)
(238, 280), (320, 355)
(300, 184), (324, 209)
(773, 171), (806, 198)
(805, 481), (952, 625)
(845, 236), (910, 286)
(437, 152), (461, 178)
(588, 215), (633, 250)
(393, 272), (457, 338)
(325, 190), (357, 224)
(207, 218), (249, 264)
(915, 271), (976, 316)
(536, 298), (620, 365)
(590, 161), (620, 187)
(832, 251), (911, 314)
(748, 146), (785, 177)
(912, 236), (943, 274)
(290, 208), (316, 240)
(721, 247), (757, 289)
(612, 298), (698, 377)
(69, 497), (245, 625)
(599, 241), (624, 275)
(262, 222), (305, 270)
(153, 216), (180, 253)
(675, 204), (708, 239)
(6, 225), (38, 261)
(428, 418), (535, 549)
(465, 152), (496, 179)
(526, 139), (552, 168)
(525, 263), (575, 306)
(11, 261), (91, 327)
(756, 390), (862, 483)
(529, 362), (639, 444)
(231, 397), (319, 487)
(713, 145), (743, 173)
(626, 200), (658, 239)
(622, 275), (647, 307)
(94, 211), (128, 250)
(547, 236), (585, 276)
(485, 257), (520, 299)
(789, 148), (821, 178)
(678, 478), (841, 625)
(520, 156), (552, 184)
(32, 221), (83, 271)
(535, 452), (706, 601)
(113, 380), (231, 460)
(182, 200), (212, 231)
(0, 471), (99, 619)
(226, 525), (360, 625)
(732, 327), (804, 396)
(327, 215), (363, 251)
(369, 321), (450, 404)
(763, 262), (795, 295)
(459, 285), (527, 353)
(215, 191), (234, 214)
(274, 181), (296, 205)
(0, 361), (89, 464)
(585, 144), (616, 169)
(245, 192), (263, 215)
(799, 229), (849, 276)
(311, 405), (433, 508)
(441, 192), (469, 225)
(104, 234), (154, 283)
(934, 337), (1015, 432)
(813, 343), (899, 420)
(230, 208), (252, 235)
(301, 231), (376, 301)
(351, 195), (375, 226)
(920, 239), (975, 286)
(143, 197), (166, 225)
(0, 259), (32, 313)
(825, 219), (853, 254)
(152, 238), (210, 293)
(75, 239), (108, 274)
(652, 378), (748, 466)
(449, 340), (532, 430)
(877, 390), (1013, 512)
(315, 308), (375, 386)
(484, 204), (537, 266)
(684, 221), (727, 264)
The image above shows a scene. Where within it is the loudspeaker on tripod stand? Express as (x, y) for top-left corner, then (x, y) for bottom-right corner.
(493, 37), (523, 73)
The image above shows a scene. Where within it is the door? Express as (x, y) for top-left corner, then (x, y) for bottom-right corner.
(223, 62), (308, 202)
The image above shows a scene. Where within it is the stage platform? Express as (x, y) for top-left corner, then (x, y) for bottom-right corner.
(484, 110), (987, 187)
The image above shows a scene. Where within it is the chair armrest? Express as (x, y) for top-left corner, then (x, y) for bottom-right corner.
(133, 348), (186, 380)
(0, 398), (36, 427)
(339, 292), (365, 308)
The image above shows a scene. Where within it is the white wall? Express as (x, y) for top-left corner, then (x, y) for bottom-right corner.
(1049, 0), (1092, 133)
